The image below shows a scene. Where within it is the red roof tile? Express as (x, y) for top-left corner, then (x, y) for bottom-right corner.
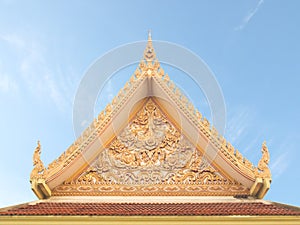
(1, 202), (300, 216)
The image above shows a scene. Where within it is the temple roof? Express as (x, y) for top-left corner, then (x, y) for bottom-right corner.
(29, 33), (271, 200)
(0, 201), (300, 216)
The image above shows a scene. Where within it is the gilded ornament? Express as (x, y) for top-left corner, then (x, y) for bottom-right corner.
(256, 141), (271, 179)
(135, 68), (142, 79)
(105, 103), (112, 114)
(55, 99), (248, 197)
(169, 81), (175, 91)
(130, 75), (135, 84)
(30, 141), (46, 180)
(196, 110), (202, 120)
(112, 96), (118, 106)
(158, 68), (164, 78)
(175, 88), (181, 97)
(188, 102), (194, 113)
(235, 149), (243, 162)
(201, 118), (210, 129)
(164, 74), (170, 82)
(181, 95), (188, 105)
(153, 60), (160, 70)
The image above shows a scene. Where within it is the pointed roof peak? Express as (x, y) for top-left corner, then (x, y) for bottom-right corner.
(30, 33), (271, 200)
(144, 30), (156, 62)
(148, 29), (152, 41)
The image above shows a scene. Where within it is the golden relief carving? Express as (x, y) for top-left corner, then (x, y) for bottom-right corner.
(45, 33), (267, 198)
(53, 99), (249, 196)
(30, 141), (46, 180)
(152, 72), (261, 180)
(80, 99), (229, 185)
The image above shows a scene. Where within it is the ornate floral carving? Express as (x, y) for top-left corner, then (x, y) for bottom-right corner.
(53, 99), (249, 196)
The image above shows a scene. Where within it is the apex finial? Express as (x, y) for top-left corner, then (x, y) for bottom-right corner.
(148, 30), (152, 41)
(144, 30), (156, 62)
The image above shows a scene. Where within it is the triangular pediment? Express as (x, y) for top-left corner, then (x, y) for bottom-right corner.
(53, 98), (248, 196)
(30, 33), (271, 199)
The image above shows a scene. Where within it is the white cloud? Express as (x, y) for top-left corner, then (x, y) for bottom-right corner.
(0, 33), (25, 49)
(0, 73), (18, 93)
(242, 135), (261, 154)
(1, 32), (75, 111)
(95, 78), (116, 114)
(104, 79), (115, 102)
(235, 0), (264, 31)
(0, 61), (19, 94)
(225, 106), (253, 144)
(269, 138), (295, 179)
(270, 152), (288, 179)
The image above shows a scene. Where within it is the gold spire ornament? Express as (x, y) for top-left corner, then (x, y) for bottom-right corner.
(255, 141), (271, 179)
(30, 141), (46, 180)
(143, 30), (156, 62)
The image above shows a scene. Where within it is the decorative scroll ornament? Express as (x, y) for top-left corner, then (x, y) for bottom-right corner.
(30, 141), (46, 180)
(255, 141), (271, 179)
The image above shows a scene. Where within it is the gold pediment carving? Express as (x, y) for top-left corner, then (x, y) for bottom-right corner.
(53, 99), (249, 196)
(33, 33), (271, 199)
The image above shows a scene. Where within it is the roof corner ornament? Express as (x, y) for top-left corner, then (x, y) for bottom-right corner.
(255, 141), (271, 180)
(30, 140), (46, 181)
(30, 141), (51, 199)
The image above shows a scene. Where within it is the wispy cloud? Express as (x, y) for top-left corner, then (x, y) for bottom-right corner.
(105, 79), (115, 102)
(0, 73), (18, 93)
(0, 60), (18, 93)
(269, 138), (295, 179)
(224, 105), (266, 164)
(0, 33), (25, 49)
(0, 33), (75, 111)
(235, 0), (264, 31)
(270, 152), (288, 179)
(95, 78), (116, 115)
(225, 106), (254, 144)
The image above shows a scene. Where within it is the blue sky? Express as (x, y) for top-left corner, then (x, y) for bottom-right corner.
(0, 0), (300, 207)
